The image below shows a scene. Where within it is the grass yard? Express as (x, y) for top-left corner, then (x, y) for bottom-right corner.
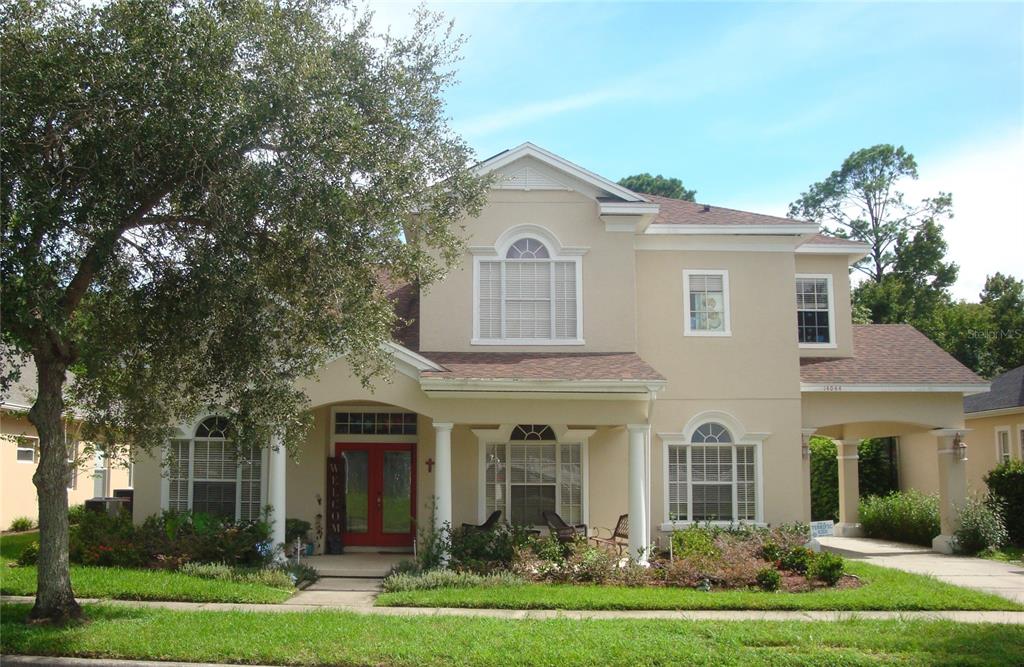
(377, 561), (1022, 612)
(981, 546), (1023, 564)
(0, 531), (293, 604)
(2, 603), (1022, 667)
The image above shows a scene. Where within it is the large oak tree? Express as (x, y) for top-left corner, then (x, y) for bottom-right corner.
(1, 0), (487, 622)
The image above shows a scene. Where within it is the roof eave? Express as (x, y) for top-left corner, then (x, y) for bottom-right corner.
(801, 382), (991, 395)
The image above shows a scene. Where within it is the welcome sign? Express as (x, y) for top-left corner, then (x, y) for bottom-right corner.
(809, 520), (835, 538)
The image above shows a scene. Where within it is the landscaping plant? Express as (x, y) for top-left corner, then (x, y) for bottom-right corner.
(985, 461), (1024, 546)
(8, 517), (34, 532)
(954, 496), (1008, 555)
(807, 552), (845, 586)
(756, 567), (781, 592)
(859, 490), (940, 546)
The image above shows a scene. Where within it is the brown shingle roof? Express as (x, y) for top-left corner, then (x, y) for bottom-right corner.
(799, 232), (869, 248)
(645, 194), (817, 228)
(420, 351), (665, 382)
(800, 324), (986, 386)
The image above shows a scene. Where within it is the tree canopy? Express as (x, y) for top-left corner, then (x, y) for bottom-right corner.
(617, 173), (696, 201)
(788, 144), (952, 282)
(1, 0), (487, 621)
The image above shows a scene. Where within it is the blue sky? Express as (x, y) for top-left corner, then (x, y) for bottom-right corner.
(372, 2), (1023, 299)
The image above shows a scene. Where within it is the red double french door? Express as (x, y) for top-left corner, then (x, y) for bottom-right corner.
(334, 443), (416, 548)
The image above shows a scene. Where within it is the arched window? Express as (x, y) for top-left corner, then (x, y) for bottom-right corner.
(475, 233), (581, 343)
(666, 421), (757, 524)
(506, 238), (550, 259)
(166, 416), (263, 522)
(691, 422), (732, 443)
(510, 424), (557, 441)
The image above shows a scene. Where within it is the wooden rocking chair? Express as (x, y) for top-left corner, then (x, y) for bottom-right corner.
(589, 514), (629, 555)
(461, 510), (502, 533)
(542, 510), (588, 544)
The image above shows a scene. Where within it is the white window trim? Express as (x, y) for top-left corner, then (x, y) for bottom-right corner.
(658, 411), (766, 530)
(15, 436), (38, 464)
(159, 416), (269, 522)
(796, 273), (837, 349)
(471, 225), (586, 346)
(995, 426), (1012, 463)
(473, 425), (592, 527)
(682, 269), (731, 337)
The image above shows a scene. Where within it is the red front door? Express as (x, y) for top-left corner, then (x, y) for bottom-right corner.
(334, 443), (416, 548)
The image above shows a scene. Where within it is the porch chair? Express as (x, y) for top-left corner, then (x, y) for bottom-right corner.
(461, 510), (502, 533)
(541, 510), (588, 544)
(589, 513), (629, 556)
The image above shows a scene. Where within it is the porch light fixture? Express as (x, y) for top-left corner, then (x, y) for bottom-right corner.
(954, 433), (968, 462)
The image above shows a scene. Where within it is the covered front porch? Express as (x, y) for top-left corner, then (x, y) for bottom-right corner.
(267, 352), (667, 561)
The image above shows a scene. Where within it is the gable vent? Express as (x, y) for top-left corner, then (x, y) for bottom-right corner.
(494, 165), (571, 191)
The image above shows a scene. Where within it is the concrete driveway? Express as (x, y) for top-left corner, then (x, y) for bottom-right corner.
(819, 536), (1024, 604)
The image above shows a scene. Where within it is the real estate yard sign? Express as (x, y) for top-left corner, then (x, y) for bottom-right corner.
(809, 520), (835, 538)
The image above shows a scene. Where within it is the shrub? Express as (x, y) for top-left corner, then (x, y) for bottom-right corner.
(859, 490), (940, 546)
(449, 523), (533, 574)
(779, 546), (813, 574)
(16, 542), (38, 566)
(562, 542), (617, 584)
(954, 496), (1008, 555)
(67, 504), (87, 526)
(382, 569), (524, 593)
(8, 517), (34, 532)
(671, 526), (720, 561)
(613, 560), (650, 587)
(809, 437), (899, 521)
(807, 552), (844, 586)
(285, 518), (312, 545)
(69, 510), (272, 568)
(759, 541), (782, 563)
(985, 461), (1024, 546)
(178, 561), (299, 589)
(756, 567), (780, 591)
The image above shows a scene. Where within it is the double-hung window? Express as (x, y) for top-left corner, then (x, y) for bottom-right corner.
(683, 270), (730, 336)
(666, 423), (757, 523)
(476, 237), (581, 343)
(997, 428), (1012, 463)
(167, 416), (263, 522)
(796, 275), (835, 346)
(483, 425), (583, 526)
(15, 437), (37, 464)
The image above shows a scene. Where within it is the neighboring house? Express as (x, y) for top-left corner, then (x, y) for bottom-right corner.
(131, 143), (988, 554)
(1, 360), (132, 530)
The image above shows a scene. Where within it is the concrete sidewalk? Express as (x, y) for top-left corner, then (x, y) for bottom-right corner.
(819, 536), (1024, 604)
(3, 595), (1023, 624)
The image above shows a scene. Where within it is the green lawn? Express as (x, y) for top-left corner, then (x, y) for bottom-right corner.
(981, 546), (1023, 564)
(2, 604), (1022, 666)
(377, 561), (1022, 612)
(0, 531), (292, 604)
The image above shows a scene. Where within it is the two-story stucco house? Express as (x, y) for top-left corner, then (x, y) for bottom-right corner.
(131, 143), (989, 555)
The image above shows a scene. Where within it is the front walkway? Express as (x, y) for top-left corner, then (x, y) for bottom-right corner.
(819, 536), (1024, 604)
(3, 595), (1023, 624)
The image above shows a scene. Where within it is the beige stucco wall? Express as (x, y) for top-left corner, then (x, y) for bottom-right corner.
(419, 185), (637, 353)
(1, 412), (131, 530)
(899, 410), (1024, 498)
(794, 254), (854, 358)
(802, 392), (966, 435)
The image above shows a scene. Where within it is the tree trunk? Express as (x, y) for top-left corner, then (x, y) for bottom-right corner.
(27, 354), (81, 623)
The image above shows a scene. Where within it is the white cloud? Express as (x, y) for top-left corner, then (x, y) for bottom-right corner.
(908, 130), (1024, 300)
(727, 129), (1024, 302)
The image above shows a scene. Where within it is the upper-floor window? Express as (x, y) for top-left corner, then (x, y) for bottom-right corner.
(474, 235), (582, 344)
(796, 274), (835, 347)
(683, 270), (730, 336)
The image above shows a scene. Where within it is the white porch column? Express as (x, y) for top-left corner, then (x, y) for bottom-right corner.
(627, 424), (650, 563)
(269, 433), (287, 551)
(433, 422), (453, 532)
(801, 429), (816, 523)
(933, 429), (969, 554)
(834, 439), (863, 537)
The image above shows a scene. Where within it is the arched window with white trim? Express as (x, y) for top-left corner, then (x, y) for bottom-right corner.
(475, 232), (582, 344)
(666, 421), (759, 524)
(166, 417), (264, 522)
